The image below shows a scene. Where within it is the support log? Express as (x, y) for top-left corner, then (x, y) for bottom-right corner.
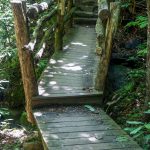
(35, 23), (57, 62)
(24, 6), (57, 52)
(95, 2), (120, 92)
(11, 0), (38, 123)
(98, 0), (110, 21)
(54, 0), (65, 52)
(27, 0), (54, 19)
(96, 0), (110, 55)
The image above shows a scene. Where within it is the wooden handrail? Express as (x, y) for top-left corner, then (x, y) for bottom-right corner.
(95, 1), (121, 91)
(27, 0), (55, 19)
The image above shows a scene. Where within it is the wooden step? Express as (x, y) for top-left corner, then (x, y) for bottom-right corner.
(32, 92), (103, 108)
(74, 17), (97, 25)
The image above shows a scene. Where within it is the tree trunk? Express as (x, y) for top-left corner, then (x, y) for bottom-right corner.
(54, 0), (65, 52)
(11, 0), (38, 123)
(95, 2), (120, 92)
(146, 0), (150, 109)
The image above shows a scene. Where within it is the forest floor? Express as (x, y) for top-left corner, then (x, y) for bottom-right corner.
(0, 108), (42, 150)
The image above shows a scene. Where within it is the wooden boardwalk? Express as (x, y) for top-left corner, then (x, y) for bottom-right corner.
(33, 25), (142, 149)
(33, 26), (103, 106)
(34, 106), (142, 150)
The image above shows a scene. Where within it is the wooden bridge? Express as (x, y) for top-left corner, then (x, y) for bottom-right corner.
(11, 0), (142, 149)
(32, 25), (142, 150)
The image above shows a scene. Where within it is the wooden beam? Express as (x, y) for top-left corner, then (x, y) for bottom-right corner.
(34, 23), (57, 63)
(54, 0), (65, 52)
(24, 6), (57, 52)
(11, 0), (38, 123)
(95, 2), (121, 92)
(27, 0), (55, 19)
(98, 0), (110, 21)
(32, 93), (102, 108)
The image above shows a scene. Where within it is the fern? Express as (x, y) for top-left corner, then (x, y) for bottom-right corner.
(126, 16), (148, 29)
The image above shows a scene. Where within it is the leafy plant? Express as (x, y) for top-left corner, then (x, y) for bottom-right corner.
(84, 105), (95, 112)
(0, 108), (10, 118)
(126, 16), (148, 29)
(124, 103), (150, 149)
(137, 42), (147, 57)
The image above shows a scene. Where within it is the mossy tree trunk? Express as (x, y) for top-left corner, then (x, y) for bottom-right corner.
(11, 0), (38, 124)
(55, 0), (65, 52)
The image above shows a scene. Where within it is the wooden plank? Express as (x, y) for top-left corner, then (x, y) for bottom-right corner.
(33, 24), (142, 149)
(48, 143), (142, 150)
(45, 136), (133, 147)
(34, 105), (142, 149)
(39, 125), (119, 134)
(39, 130), (128, 140)
(34, 115), (111, 124)
(38, 86), (96, 93)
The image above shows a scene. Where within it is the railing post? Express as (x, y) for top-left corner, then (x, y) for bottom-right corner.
(11, 0), (38, 123)
(55, 0), (65, 52)
(67, 0), (73, 28)
(95, 1), (120, 92)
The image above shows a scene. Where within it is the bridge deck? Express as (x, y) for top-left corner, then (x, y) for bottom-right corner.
(33, 26), (102, 106)
(33, 25), (142, 150)
(34, 106), (142, 150)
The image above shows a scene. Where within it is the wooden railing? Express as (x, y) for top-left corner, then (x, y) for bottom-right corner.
(95, 0), (121, 92)
(11, 0), (75, 123)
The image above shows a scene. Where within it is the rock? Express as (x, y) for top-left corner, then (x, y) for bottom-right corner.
(23, 141), (43, 150)
(124, 38), (141, 49)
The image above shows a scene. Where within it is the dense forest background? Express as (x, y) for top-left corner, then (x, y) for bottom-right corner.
(0, 0), (150, 149)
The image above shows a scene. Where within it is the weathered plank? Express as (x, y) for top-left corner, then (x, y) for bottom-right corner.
(33, 26), (102, 105)
(33, 23), (142, 150)
(33, 106), (142, 150)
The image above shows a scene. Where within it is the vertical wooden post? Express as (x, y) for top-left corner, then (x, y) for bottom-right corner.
(146, 0), (150, 107)
(55, 0), (65, 52)
(67, 0), (73, 28)
(95, 2), (120, 92)
(96, 0), (109, 55)
(11, 0), (38, 123)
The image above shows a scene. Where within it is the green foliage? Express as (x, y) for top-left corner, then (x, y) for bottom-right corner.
(20, 112), (30, 126)
(137, 42), (147, 57)
(0, 0), (25, 106)
(124, 103), (150, 149)
(116, 136), (128, 142)
(121, 0), (131, 8)
(36, 59), (49, 78)
(126, 16), (148, 29)
(84, 105), (95, 112)
(0, 108), (10, 118)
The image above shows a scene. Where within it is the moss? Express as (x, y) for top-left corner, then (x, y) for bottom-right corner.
(20, 112), (30, 126)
